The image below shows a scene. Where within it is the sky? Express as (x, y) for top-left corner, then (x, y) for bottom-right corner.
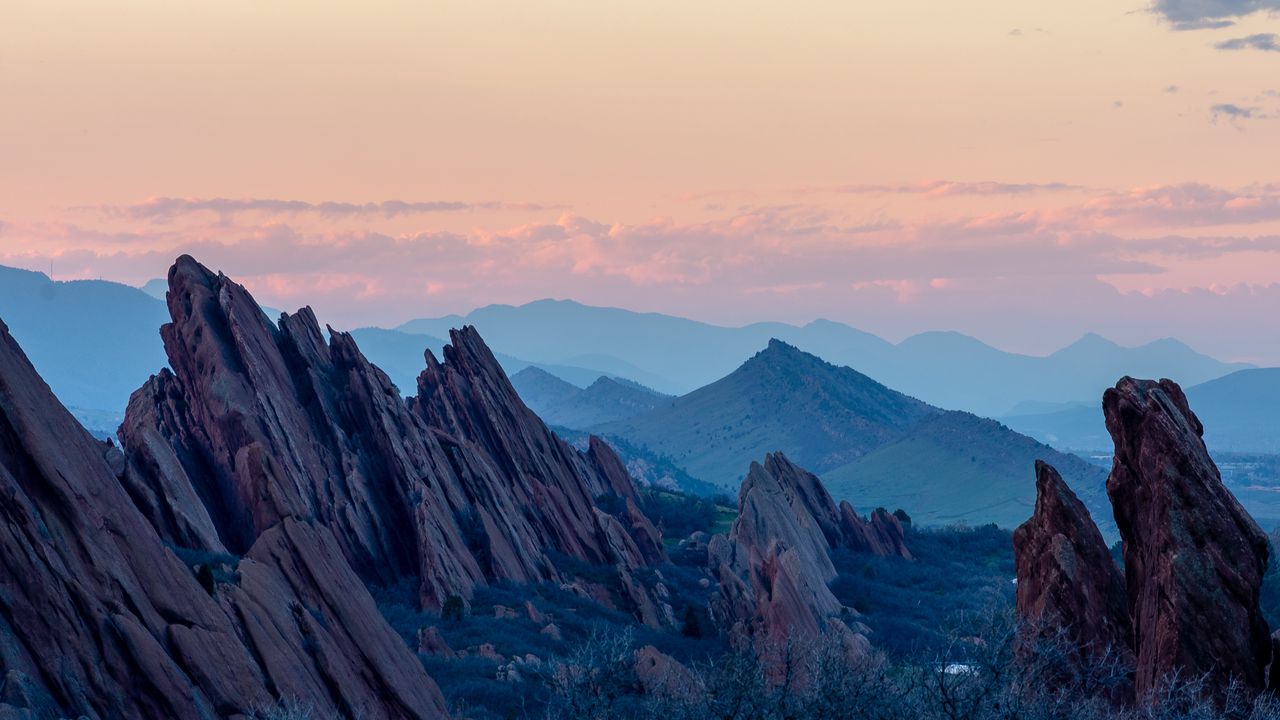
(2, 0), (1280, 362)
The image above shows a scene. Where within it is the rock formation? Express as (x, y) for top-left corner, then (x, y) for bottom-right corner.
(1013, 461), (1134, 673)
(633, 646), (700, 699)
(118, 256), (666, 618)
(1104, 377), (1271, 698)
(709, 453), (887, 666)
(0, 316), (448, 719)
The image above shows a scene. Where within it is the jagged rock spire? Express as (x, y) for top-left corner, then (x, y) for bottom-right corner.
(1014, 460), (1134, 676)
(1104, 377), (1271, 698)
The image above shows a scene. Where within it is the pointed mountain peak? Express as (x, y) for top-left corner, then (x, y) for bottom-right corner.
(511, 365), (562, 382)
(1061, 332), (1121, 352)
(751, 338), (818, 367)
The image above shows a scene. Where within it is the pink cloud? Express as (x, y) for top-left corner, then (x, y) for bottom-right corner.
(4, 180), (1280, 362)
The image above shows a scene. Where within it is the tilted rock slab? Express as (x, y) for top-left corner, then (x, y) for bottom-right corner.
(710, 453), (879, 665)
(1014, 460), (1134, 675)
(1105, 377), (1271, 698)
(119, 256), (665, 617)
(0, 316), (447, 719)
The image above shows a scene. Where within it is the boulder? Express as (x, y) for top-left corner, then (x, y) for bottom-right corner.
(417, 626), (456, 658)
(633, 646), (700, 699)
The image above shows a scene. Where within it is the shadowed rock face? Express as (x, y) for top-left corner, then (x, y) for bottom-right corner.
(410, 325), (665, 573)
(1104, 377), (1271, 698)
(118, 256), (664, 616)
(710, 452), (891, 665)
(0, 316), (448, 719)
(1014, 461), (1134, 674)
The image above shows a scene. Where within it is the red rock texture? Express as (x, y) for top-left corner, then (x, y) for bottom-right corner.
(1014, 461), (1134, 672)
(0, 315), (448, 719)
(710, 453), (883, 662)
(1104, 377), (1271, 698)
(410, 326), (664, 570)
(118, 256), (665, 618)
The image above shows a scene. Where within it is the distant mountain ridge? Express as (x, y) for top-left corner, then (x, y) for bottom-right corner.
(1003, 367), (1280, 454)
(510, 366), (671, 428)
(398, 299), (1252, 416)
(0, 265), (169, 414)
(596, 339), (1112, 533)
(0, 264), (1258, 447)
(347, 326), (657, 397)
(0, 266), (666, 420)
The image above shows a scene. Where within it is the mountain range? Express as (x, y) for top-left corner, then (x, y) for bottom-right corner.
(0, 264), (1271, 460)
(510, 367), (671, 428)
(1003, 367), (1280, 454)
(0, 265), (169, 416)
(594, 340), (1112, 533)
(2, 255), (1278, 718)
(398, 299), (1254, 416)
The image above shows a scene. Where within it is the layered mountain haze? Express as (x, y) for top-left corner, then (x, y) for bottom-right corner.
(1004, 367), (1280, 454)
(511, 366), (671, 429)
(348, 326), (640, 397)
(1, 259), (1272, 538)
(2, 264), (1263, 446)
(597, 339), (1112, 532)
(398, 300), (1253, 417)
(0, 265), (168, 432)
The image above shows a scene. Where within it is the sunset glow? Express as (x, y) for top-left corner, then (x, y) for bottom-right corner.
(3, 0), (1279, 360)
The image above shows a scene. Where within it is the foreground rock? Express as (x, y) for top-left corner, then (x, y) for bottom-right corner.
(1014, 461), (1134, 675)
(119, 256), (666, 619)
(1104, 377), (1271, 698)
(0, 317), (447, 719)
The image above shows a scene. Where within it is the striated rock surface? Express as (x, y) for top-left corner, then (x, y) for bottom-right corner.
(118, 256), (665, 617)
(410, 326), (663, 568)
(709, 453), (884, 662)
(0, 316), (447, 719)
(1014, 461), (1133, 672)
(1104, 377), (1271, 698)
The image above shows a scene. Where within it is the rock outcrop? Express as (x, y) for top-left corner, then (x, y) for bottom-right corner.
(0, 316), (448, 719)
(409, 325), (666, 574)
(1014, 461), (1134, 671)
(709, 453), (882, 665)
(633, 646), (700, 699)
(118, 256), (665, 617)
(1104, 377), (1271, 698)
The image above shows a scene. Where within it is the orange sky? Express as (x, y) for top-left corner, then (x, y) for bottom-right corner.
(2, 1), (1279, 361)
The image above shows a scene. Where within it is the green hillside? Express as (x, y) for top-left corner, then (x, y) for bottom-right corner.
(822, 412), (1112, 536)
(597, 339), (935, 487)
(599, 339), (1110, 532)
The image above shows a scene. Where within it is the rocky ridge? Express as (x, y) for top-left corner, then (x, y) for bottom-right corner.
(1015, 377), (1273, 704)
(0, 315), (449, 719)
(118, 256), (667, 618)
